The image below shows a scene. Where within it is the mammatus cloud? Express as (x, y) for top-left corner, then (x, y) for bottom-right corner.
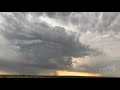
(44, 12), (120, 76)
(0, 12), (99, 75)
(0, 12), (120, 77)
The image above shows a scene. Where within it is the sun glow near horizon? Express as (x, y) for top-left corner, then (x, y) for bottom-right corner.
(54, 70), (101, 77)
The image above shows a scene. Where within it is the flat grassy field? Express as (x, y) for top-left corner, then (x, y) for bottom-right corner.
(0, 75), (102, 78)
(0, 75), (55, 78)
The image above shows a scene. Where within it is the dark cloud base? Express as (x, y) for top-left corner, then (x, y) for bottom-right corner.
(4, 12), (120, 75)
(0, 12), (99, 74)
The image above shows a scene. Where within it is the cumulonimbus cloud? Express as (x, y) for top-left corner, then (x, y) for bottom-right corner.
(0, 12), (99, 74)
(1, 12), (120, 76)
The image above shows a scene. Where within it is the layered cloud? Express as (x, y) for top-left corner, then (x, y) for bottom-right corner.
(0, 12), (99, 75)
(0, 12), (120, 76)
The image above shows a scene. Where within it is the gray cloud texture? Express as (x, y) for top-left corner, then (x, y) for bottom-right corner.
(1, 12), (120, 76)
(0, 12), (99, 74)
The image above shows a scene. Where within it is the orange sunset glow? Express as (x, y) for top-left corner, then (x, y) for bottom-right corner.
(54, 70), (101, 77)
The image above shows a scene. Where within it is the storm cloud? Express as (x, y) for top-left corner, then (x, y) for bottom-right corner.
(1, 12), (120, 76)
(0, 12), (99, 74)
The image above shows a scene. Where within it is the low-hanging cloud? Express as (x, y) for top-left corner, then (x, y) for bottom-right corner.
(2, 12), (120, 76)
(0, 12), (99, 74)
(42, 12), (120, 76)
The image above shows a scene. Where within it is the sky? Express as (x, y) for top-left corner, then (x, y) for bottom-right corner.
(0, 12), (120, 77)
